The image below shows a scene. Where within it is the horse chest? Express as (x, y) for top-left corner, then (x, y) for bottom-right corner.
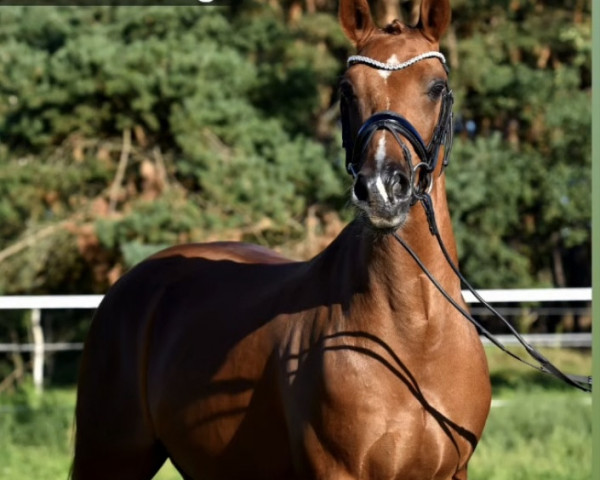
(279, 328), (484, 480)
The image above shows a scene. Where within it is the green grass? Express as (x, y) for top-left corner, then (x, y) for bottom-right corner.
(0, 348), (591, 479)
(468, 347), (592, 480)
(0, 387), (74, 480)
(155, 461), (183, 480)
(0, 386), (182, 480)
(471, 392), (591, 480)
(484, 346), (592, 396)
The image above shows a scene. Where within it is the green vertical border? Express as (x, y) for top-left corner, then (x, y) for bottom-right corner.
(593, 0), (599, 477)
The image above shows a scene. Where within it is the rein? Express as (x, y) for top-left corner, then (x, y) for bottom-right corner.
(393, 195), (592, 393)
(342, 51), (592, 393)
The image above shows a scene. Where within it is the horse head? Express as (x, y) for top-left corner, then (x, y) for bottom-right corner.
(339, 0), (453, 231)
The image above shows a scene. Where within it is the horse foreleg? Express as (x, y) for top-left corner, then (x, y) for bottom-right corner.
(71, 380), (167, 480)
(452, 467), (468, 480)
(71, 312), (167, 479)
(71, 437), (167, 480)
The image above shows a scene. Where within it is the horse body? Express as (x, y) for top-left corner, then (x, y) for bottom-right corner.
(74, 196), (489, 480)
(73, 1), (491, 478)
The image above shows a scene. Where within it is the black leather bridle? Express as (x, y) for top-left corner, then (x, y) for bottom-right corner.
(341, 52), (454, 200)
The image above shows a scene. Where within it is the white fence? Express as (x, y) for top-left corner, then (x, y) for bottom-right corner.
(0, 288), (592, 391)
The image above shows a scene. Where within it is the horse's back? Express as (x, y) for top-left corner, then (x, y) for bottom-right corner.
(150, 241), (292, 264)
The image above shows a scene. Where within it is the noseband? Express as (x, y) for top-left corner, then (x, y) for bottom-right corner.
(341, 52), (454, 199)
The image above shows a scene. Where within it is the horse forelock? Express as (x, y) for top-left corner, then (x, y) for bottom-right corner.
(355, 25), (437, 69)
(382, 19), (410, 35)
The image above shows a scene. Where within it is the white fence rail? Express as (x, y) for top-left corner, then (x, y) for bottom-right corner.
(460, 287), (592, 303)
(0, 288), (592, 310)
(0, 289), (592, 391)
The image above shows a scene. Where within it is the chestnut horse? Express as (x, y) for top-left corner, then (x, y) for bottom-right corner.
(72, 1), (491, 478)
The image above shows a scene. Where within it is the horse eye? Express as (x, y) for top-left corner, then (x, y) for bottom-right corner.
(428, 82), (447, 100)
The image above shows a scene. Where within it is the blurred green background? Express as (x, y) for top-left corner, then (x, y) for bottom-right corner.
(0, 1), (591, 479)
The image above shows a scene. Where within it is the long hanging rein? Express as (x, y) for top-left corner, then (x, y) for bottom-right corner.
(344, 52), (592, 393)
(394, 195), (592, 393)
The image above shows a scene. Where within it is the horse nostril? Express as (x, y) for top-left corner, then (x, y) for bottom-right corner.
(391, 172), (411, 200)
(353, 174), (370, 202)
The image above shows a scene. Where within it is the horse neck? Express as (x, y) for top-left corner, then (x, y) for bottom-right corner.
(391, 175), (461, 295)
(316, 177), (462, 341)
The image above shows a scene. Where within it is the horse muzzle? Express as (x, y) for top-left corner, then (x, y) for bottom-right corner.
(352, 166), (412, 230)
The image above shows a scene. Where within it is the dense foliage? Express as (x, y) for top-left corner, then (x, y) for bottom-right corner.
(0, 0), (591, 301)
(447, 0), (591, 288)
(0, 1), (590, 296)
(0, 3), (351, 296)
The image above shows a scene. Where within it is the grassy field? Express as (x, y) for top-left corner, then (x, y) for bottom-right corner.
(0, 348), (591, 480)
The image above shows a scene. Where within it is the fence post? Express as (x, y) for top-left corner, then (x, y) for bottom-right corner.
(30, 308), (44, 392)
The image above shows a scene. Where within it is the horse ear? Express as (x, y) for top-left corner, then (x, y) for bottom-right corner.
(417, 0), (451, 42)
(339, 0), (376, 47)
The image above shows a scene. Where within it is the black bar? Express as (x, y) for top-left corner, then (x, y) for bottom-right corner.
(0, 0), (231, 6)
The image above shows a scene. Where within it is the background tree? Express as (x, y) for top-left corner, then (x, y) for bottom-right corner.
(0, 0), (590, 316)
(447, 0), (591, 289)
